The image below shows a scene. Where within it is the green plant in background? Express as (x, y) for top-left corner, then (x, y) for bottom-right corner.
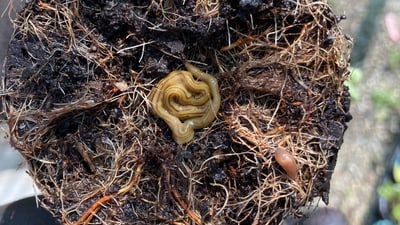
(371, 89), (400, 110)
(393, 156), (400, 184)
(378, 181), (400, 223)
(344, 66), (400, 119)
(377, 156), (400, 224)
(344, 67), (362, 101)
(388, 49), (400, 72)
(371, 89), (400, 120)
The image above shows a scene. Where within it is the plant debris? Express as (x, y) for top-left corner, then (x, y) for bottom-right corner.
(1, 0), (352, 224)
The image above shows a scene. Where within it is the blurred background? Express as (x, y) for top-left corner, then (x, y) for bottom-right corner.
(0, 0), (39, 208)
(0, 0), (400, 224)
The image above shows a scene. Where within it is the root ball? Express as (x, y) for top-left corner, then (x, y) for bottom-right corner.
(2, 0), (352, 224)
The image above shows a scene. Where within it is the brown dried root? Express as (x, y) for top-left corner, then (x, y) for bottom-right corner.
(194, 0), (219, 18)
(171, 189), (202, 224)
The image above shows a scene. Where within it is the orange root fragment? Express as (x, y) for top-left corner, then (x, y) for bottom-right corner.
(72, 195), (114, 225)
(171, 189), (202, 224)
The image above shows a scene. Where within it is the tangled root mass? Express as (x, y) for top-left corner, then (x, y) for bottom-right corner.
(2, 0), (352, 224)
